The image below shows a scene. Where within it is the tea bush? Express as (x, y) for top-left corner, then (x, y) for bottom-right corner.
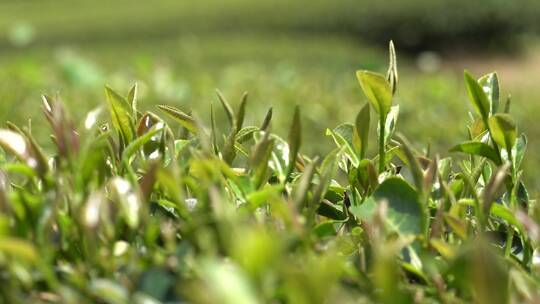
(0, 43), (538, 303)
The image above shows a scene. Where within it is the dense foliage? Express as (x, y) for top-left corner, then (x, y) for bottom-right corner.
(0, 43), (538, 303)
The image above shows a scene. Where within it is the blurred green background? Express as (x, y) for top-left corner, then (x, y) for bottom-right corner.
(1, 0), (540, 192)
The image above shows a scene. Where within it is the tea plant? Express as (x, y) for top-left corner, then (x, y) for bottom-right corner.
(0, 42), (538, 303)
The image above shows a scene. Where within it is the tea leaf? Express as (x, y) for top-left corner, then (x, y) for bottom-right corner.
(478, 72), (499, 114)
(488, 113), (517, 151)
(351, 177), (422, 235)
(157, 105), (197, 134)
(216, 89), (235, 127)
(127, 83), (139, 118)
(105, 86), (135, 144)
(356, 70), (392, 118)
(450, 141), (501, 165)
(464, 71), (490, 121)
(286, 106), (301, 180)
(354, 103), (370, 159)
(327, 123), (359, 167)
(121, 125), (164, 163)
(386, 40), (398, 95)
(512, 134), (527, 170)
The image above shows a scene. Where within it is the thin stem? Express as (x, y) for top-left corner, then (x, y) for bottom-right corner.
(378, 114), (385, 173)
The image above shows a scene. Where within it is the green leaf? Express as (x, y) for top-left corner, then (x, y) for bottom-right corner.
(286, 106), (301, 180)
(478, 72), (499, 114)
(0, 237), (37, 264)
(313, 221), (338, 239)
(246, 184), (284, 209)
(235, 92), (248, 133)
(384, 105), (399, 144)
(488, 113), (517, 151)
(354, 103), (370, 159)
(236, 126), (259, 143)
(310, 148), (341, 212)
(450, 141), (501, 165)
(293, 157), (318, 207)
(121, 125), (163, 164)
(127, 83), (139, 118)
(317, 201), (347, 221)
(326, 124), (359, 167)
(216, 89), (235, 127)
(464, 71), (490, 121)
(157, 105), (197, 134)
(356, 70), (392, 118)
(222, 93), (248, 164)
(260, 107), (273, 131)
(105, 86), (135, 144)
(251, 132), (274, 189)
(512, 134), (527, 170)
(351, 177), (423, 235)
(395, 134), (424, 195)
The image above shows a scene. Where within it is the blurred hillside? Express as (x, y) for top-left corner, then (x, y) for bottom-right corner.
(1, 0), (539, 51)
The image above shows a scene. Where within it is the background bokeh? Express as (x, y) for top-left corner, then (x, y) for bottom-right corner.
(1, 0), (540, 192)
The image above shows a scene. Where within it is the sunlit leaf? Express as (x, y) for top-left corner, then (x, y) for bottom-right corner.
(488, 113), (517, 151)
(478, 72), (499, 114)
(464, 71), (490, 121)
(105, 86), (135, 144)
(356, 70), (392, 118)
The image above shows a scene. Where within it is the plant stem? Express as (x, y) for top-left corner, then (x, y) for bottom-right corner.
(378, 114), (385, 173)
